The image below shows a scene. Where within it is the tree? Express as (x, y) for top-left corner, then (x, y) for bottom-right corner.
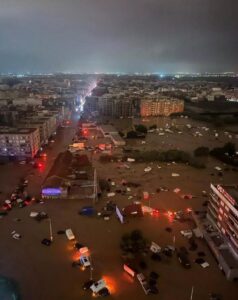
(118, 131), (124, 138)
(194, 146), (210, 157)
(149, 124), (157, 130)
(127, 131), (138, 139)
(189, 157), (206, 169)
(135, 124), (148, 134)
(223, 142), (236, 156)
(120, 230), (147, 254)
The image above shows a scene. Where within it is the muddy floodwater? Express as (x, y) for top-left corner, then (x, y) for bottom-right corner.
(1, 116), (238, 300)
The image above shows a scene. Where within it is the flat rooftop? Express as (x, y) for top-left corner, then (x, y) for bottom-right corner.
(100, 125), (117, 133)
(0, 127), (38, 134)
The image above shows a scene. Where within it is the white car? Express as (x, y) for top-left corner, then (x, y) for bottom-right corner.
(90, 279), (107, 294)
(30, 212), (39, 218)
(65, 228), (75, 240)
(201, 261), (210, 268)
(137, 273), (150, 295)
(80, 256), (91, 268)
(11, 231), (21, 240)
(180, 230), (193, 239)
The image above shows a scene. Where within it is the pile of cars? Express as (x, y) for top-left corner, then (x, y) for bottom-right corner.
(1, 179), (34, 214)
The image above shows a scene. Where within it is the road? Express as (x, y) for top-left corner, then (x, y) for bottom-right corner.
(0, 114), (78, 202)
(1, 111), (238, 300)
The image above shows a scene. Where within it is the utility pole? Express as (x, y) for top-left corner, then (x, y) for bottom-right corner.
(190, 286), (194, 300)
(89, 256), (93, 280)
(93, 168), (98, 205)
(49, 218), (53, 242)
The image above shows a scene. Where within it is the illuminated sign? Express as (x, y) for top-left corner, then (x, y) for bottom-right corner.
(116, 206), (124, 224)
(42, 188), (61, 196)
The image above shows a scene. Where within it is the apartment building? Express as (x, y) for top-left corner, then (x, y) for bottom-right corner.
(140, 98), (184, 117)
(0, 127), (40, 159)
(18, 112), (57, 145)
(208, 184), (238, 254)
(18, 120), (48, 145)
(98, 95), (139, 118)
(206, 184), (238, 280)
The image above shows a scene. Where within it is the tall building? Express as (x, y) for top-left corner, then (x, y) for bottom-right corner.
(206, 184), (238, 280)
(98, 96), (138, 118)
(140, 98), (184, 117)
(84, 96), (99, 113)
(208, 184), (238, 254)
(0, 127), (40, 159)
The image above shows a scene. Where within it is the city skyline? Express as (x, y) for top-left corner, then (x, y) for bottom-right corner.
(1, 0), (238, 74)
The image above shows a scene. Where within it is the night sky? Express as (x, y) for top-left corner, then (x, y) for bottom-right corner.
(1, 0), (238, 74)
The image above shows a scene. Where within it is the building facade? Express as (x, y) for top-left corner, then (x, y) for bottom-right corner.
(97, 95), (139, 118)
(140, 98), (184, 117)
(0, 127), (40, 159)
(206, 184), (238, 280)
(208, 184), (238, 255)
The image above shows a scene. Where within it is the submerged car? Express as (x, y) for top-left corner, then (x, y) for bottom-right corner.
(82, 280), (95, 290)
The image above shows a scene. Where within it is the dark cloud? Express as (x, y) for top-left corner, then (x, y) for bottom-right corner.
(0, 0), (237, 73)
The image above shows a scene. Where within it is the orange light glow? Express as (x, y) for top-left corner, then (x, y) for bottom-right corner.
(164, 210), (175, 222)
(167, 211), (173, 217)
(122, 272), (134, 284)
(102, 275), (116, 295)
(72, 252), (81, 261)
(83, 129), (88, 136)
(66, 244), (75, 251)
(151, 209), (159, 217)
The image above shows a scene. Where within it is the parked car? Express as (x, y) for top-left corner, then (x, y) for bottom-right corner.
(177, 252), (191, 269)
(80, 256), (91, 269)
(35, 212), (48, 222)
(2, 202), (11, 211)
(82, 280), (95, 290)
(41, 238), (51, 246)
(79, 206), (96, 216)
(98, 287), (110, 297)
(209, 293), (222, 300)
(149, 285), (159, 294)
(90, 279), (107, 295)
(65, 228), (75, 240)
(74, 242), (84, 250)
(180, 229), (193, 239)
(11, 231), (21, 240)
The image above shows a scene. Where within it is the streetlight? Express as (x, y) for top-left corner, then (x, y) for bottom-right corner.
(49, 218), (53, 242)
(89, 256), (93, 280)
(190, 286), (194, 300)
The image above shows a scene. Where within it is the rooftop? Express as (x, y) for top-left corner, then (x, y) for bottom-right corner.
(100, 124), (117, 133)
(0, 127), (38, 134)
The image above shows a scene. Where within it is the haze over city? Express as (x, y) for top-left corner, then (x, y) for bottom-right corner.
(1, 0), (238, 74)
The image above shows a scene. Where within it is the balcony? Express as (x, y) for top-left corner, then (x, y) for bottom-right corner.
(209, 193), (220, 206)
(209, 201), (219, 213)
(208, 205), (218, 221)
